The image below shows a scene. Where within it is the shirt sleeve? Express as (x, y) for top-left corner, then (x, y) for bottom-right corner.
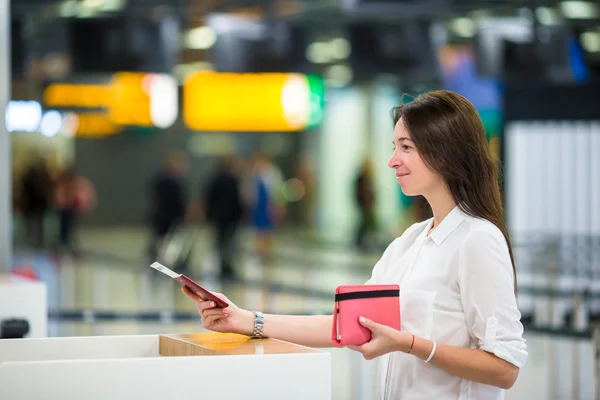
(458, 230), (528, 368)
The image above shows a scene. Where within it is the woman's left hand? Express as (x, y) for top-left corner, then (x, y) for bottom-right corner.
(348, 316), (413, 360)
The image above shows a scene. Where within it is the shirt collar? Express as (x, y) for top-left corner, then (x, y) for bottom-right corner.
(427, 206), (468, 246)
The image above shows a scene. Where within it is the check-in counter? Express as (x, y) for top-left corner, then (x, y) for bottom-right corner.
(0, 332), (331, 400)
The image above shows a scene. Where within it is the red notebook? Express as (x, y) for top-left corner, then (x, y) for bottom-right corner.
(331, 284), (400, 347)
(150, 262), (229, 308)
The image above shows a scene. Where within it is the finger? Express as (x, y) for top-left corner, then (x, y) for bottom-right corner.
(182, 286), (202, 302)
(202, 308), (229, 319)
(197, 300), (218, 314)
(187, 286), (210, 301)
(358, 316), (379, 332)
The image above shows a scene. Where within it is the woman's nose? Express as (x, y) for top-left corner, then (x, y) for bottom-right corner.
(388, 152), (400, 169)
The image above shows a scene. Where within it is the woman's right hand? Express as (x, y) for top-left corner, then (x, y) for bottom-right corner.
(182, 286), (254, 336)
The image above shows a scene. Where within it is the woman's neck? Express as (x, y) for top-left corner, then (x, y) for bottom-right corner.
(424, 186), (457, 233)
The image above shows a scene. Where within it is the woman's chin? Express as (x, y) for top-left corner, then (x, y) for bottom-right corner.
(400, 186), (417, 196)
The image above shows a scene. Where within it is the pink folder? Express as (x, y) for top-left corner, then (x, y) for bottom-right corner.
(331, 284), (401, 346)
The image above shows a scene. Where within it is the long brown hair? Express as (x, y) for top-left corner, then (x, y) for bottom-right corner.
(392, 90), (516, 287)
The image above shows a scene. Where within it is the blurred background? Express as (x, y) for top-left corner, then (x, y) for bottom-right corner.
(1, 0), (600, 398)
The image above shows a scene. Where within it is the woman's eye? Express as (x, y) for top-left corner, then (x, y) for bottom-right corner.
(402, 145), (411, 151)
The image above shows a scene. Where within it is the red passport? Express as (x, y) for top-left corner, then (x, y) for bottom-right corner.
(150, 262), (229, 309)
(331, 284), (400, 347)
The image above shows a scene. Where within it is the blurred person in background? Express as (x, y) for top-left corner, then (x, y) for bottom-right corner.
(245, 153), (285, 262)
(147, 151), (189, 263)
(202, 156), (245, 280)
(292, 154), (316, 229)
(54, 167), (96, 253)
(184, 90), (527, 399)
(19, 156), (54, 249)
(354, 157), (378, 250)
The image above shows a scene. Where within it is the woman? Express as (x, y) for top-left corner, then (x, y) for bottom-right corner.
(245, 153), (285, 261)
(55, 167), (95, 252)
(183, 90), (527, 399)
(354, 157), (378, 250)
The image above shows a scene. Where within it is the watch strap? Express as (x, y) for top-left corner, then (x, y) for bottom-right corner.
(252, 310), (264, 339)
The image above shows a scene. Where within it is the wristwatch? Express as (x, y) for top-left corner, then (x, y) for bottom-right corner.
(251, 310), (265, 339)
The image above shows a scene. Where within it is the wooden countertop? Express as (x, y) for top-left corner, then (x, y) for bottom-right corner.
(159, 333), (320, 357)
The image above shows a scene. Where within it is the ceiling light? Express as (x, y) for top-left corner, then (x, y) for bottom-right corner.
(40, 111), (63, 138)
(100, 0), (125, 12)
(82, 0), (103, 9)
(185, 26), (217, 50)
(325, 65), (353, 88)
(59, 0), (78, 17)
(5, 101), (42, 133)
(306, 42), (333, 64)
(536, 7), (561, 25)
(560, 1), (599, 19)
(450, 17), (476, 38)
(581, 31), (600, 52)
(330, 38), (351, 60)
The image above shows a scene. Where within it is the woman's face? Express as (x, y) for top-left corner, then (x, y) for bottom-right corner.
(387, 119), (444, 197)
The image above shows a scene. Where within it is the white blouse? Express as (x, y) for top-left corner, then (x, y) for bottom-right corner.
(366, 206), (527, 400)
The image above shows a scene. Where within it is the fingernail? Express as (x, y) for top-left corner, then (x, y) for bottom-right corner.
(223, 310), (229, 315)
(210, 302), (215, 307)
(359, 316), (365, 323)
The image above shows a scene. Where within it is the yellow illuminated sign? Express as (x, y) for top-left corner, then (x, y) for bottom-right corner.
(43, 73), (178, 130)
(183, 72), (310, 132)
(43, 71), (320, 133)
(74, 113), (122, 137)
(108, 72), (152, 127)
(44, 84), (111, 108)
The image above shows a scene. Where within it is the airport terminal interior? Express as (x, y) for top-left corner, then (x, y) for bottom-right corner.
(1, 0), (600, 399)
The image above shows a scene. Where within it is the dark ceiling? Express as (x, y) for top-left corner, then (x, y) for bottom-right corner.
(8, 0), (583, 20)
